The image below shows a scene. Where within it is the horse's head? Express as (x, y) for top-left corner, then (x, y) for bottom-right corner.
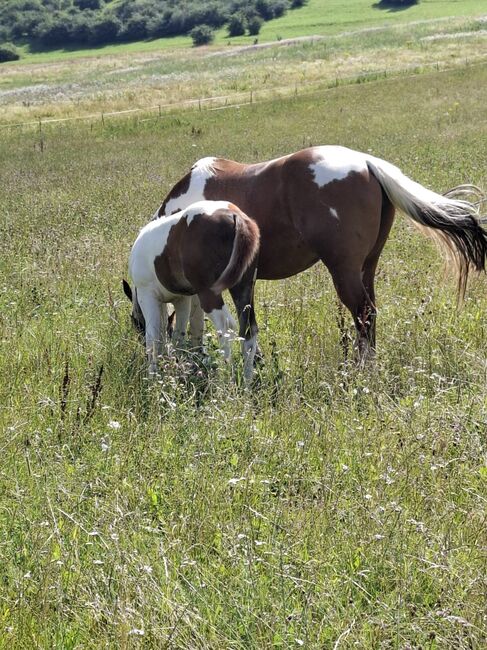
(122, 279), (146, 338)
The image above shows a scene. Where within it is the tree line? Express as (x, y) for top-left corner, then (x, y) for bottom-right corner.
(0, 0), (307, 59)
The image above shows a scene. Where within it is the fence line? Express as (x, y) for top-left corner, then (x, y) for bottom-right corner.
(1, 55), (486, 132)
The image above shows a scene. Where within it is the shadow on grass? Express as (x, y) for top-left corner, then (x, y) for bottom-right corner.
(372, 0), (418, 12)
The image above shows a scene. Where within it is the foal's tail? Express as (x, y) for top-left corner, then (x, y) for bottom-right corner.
(212, 207), (260, 294)
(366, 156), (487, 296)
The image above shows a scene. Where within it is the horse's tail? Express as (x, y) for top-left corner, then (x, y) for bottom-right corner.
(212, 207), (260, 294)
(366, 156), (487, 297)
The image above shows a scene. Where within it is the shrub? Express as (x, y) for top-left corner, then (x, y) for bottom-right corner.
(228, 13), (246, 37)
(73, 0), (103, 10)
(375, 0), (418, 6)
(190, 24), (214, 46)
(270, 0), (289, 18)
(247, 15), (263, 36)
(70, 12), (95, 44)
(254, 0), (291, 19)
(33, 14), (72, 47)
(90, 15), (121, 45)
(0, 42), (20, 62)
(120, 13), (148, 41)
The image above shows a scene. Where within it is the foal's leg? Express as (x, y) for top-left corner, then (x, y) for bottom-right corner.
(329, 264), (376, 364)
(189, 295), (205, 349)
(171, 296), (191, 350)
(137, 288), (162, 376)
(229, 270), (259, 383)
(198, 290), (238, 363)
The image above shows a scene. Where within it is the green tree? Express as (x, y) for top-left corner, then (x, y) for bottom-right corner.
(228, 13), (246, 37)
(247, 15), (263, 36)
(0, 42), (20, 62)
(190, 24), (214, 46)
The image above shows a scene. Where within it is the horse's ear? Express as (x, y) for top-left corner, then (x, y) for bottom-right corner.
(122, 279), (132, 302)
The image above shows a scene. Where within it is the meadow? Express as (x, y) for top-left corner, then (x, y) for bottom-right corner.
(1, 57), (486, 647)
(0, 0), (486, 125)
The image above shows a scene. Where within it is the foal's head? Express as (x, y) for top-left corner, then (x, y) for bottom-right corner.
(122, 279), (146, 338)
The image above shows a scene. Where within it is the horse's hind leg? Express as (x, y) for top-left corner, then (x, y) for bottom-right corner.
(360, 195), (395, 348)
(329, 264), (376, 364)
(336, 299), (351, 361)
(229, 268), (259, 383)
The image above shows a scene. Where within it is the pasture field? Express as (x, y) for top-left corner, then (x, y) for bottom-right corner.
(0, 1), (486, 124)
(1, 63), (487, 648)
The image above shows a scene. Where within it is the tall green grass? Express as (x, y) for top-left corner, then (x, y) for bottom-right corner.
(0, 65), (486, 647)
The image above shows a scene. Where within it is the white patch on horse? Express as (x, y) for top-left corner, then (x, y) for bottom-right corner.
(329, 207), (339, 220)
(309, 146), (367, 188)
(129, 212), (183, 292)
(162, 157), (217, 216)
(185, 200), (231, 226)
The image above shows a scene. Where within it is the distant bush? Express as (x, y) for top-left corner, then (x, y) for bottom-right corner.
(270, 0), (289, 18)
(120, 14), (149, 42)
(70, 13), (95, 43)
(0, 0), (301, 51)
(0, 42), (20, 62)
(247, 15), (263, 36)
(34, 14), (72, 47)
(228, 13), (246, 37)
(190, 24), (214, 46)
(90, 16), (122, 45)
(73, 0), (102, 9)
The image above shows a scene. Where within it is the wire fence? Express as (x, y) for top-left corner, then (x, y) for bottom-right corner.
(1, 54), (486, 132)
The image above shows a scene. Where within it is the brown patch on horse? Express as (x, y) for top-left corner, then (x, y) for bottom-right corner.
(197, 289), (225, 314)
(204, 158), (316, 279)
(283, 150), (382, 272)
(211, 208), (260, 294)
(154, 220), (194, 294)
(181, 209), (239, 291)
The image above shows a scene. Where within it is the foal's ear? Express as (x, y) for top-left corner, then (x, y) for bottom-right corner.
(122, 279), (133, 302)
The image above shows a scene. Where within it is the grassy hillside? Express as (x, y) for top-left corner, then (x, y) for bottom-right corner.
(1, 7), (486, 125)
(255, 0), (487, 40)
(0, 63), (486, 648)
(5, 0), (486, 62)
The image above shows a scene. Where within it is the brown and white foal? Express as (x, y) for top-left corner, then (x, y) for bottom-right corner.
(124, 200), (259, 379)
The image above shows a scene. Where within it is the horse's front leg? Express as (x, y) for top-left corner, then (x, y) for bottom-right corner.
(137, 288), (162, 376)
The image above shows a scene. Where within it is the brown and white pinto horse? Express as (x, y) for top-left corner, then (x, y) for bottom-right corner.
(123, 200), (259, 378)
(158, 146), (487, 364)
